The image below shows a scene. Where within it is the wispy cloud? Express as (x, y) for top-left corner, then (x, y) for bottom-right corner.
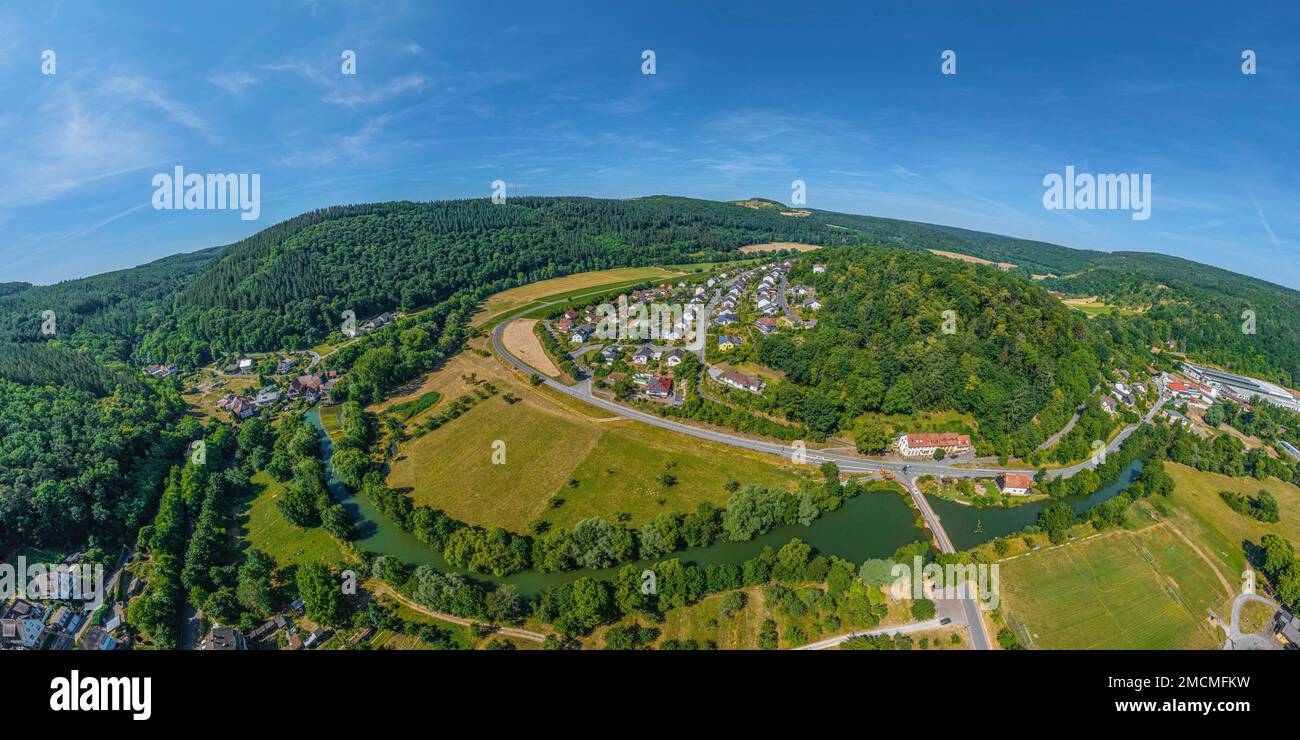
(207, 71), (259, 94)
(103, 76), (216, 142)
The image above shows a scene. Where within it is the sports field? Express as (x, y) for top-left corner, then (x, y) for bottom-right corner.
(999, 525), (1227, 649)
(1153, 462), (1300, 575)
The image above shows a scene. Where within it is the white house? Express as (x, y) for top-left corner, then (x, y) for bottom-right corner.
(896, 432), (973, 457)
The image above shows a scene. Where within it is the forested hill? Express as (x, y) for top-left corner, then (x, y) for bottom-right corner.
(1041, 251), (1300, 386)
(758, 247), (1102, 457)
(0, 194), (1295, 382)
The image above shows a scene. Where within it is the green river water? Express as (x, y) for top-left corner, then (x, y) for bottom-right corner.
(306, 408), (1141, 596)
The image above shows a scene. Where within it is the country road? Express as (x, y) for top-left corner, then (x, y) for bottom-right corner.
(491, 299), (1007, 649)
(489, 294), (1169, 654)
(793, 617), (945, 650)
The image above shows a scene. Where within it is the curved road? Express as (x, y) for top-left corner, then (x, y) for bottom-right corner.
(492, 299), (1168, 652)
(1223, 592), (1281, 651)
(493, 301), (1004, 649)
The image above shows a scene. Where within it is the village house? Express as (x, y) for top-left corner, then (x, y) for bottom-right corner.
(717, 370), (765, 394)
(289, 373), (329, 401)
(755, 317), (779, 335)
(199, 625), (248, 651)
(255, 385), (281, 405)
(1099, 394), (1118, 415)
(896, 432), (974, 458)
(554, 317), (575, 333)
(802, 297), (822, 310)
(663, 348), (687, 367)
(998, 473), (1034, 496)
(717, 335), (743, 352)
(359, 312), (397, 334)
(631, 346), (655, 366)
(600, 345), (622, 364)
(812, 264), (827, 274)
(145, 363), (178, 379)
(644, 376), (674, 398)
(716, 311), (740, 326)
(228, 396), (257, 419)
(570, 324), (594, 344)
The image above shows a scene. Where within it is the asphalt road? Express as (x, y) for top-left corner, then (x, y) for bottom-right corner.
(491, 297), (1169, 653)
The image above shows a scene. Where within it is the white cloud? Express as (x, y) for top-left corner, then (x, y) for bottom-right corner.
(103, 76), (216, 142)
(207, 71), (259, 94)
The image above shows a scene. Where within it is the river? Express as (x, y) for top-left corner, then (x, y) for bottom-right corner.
(926, 458), (1146, 550)
(307, 408), (1141, 595)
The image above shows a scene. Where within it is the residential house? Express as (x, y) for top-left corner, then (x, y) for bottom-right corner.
(716, 312), (740, 326)
(255, 386), (281, 405)
(896, 433), (974, 458)
(237, 358), (254, 372)
(1099, 395), (1118, 414)
(663, 348), (687, 367)
(755, 317), (779, 335)
(290, 374), (327, 401)
(802, 298), (822, 310)
(717, 370), (765, 394)
(570, 324), (594, 344)
(555, 317), (575, 333)
(631, 346), (655, 366)
(812, 264), (827, 274)
(600, 345), (622, 364)
(145, 364), (178, 379)
(717, 335), (744, 352)
(644, 377), (674, 398)
(228, 396), (257, 419)
(200, 625), (248, 651)
(998, 473), (1033, 496)
(79, 627), (117, 651)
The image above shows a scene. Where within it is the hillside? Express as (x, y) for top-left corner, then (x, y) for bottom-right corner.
(752, 247), (1099, 457)
(2, 196), (1295, 384)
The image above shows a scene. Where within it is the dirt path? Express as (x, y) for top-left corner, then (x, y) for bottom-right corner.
(370, 582), (547, 644)
(502, 319), (560, 377)
(1156, 517), (1235, 597)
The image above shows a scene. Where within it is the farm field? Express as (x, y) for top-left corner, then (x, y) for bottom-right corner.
(1149, 462), (1300, 575)
(386, 368), (811, 531)
(999, 524), (1227, 649)
(738, 242), (822, 253)
(503, 318), (560, 377)
(927, 248), (1016, 271)
(1062, 296), (1144, 317)
(239, 471), (349, 569)
(473, 266), (683, 327)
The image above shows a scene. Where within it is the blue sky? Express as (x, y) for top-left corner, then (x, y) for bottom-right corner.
(2, 1), (1298, 289)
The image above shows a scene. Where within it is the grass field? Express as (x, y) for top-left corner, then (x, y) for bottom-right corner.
(239, 471), (348, 568)
(999, 525), (1227, 649)
(473, 266), (683, 328)
(1062, 296), (1145, 317)
(387, 370), (811, 531)
(1148, 462), (1300, 575)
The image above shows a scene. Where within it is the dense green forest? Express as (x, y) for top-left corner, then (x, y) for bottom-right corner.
(1040, 252), (1300, 386)
(751, 248), (1102, 456)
